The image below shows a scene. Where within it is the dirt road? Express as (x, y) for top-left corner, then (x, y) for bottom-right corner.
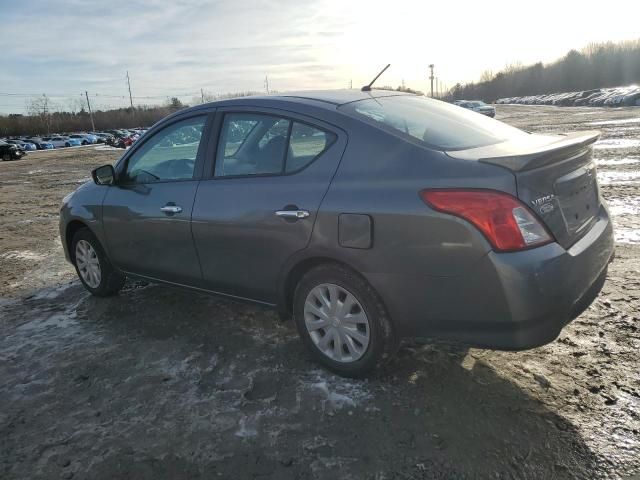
(1, 106), (639, 479)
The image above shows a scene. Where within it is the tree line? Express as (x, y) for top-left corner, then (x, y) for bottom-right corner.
(0, 91), (258, 137)
(448, 39), (640, 102)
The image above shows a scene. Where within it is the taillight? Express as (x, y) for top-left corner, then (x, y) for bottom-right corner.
(420, 189), (553, 252)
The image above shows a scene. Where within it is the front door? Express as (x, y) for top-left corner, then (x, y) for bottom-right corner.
(192, 110), (346, 303)
(102, 114), (209, 285)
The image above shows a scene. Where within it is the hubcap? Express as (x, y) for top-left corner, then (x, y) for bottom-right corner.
(304, 283), (370, 363)
(75, 240), (101, 288)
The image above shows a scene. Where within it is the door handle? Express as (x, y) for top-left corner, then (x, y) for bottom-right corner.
(160, 205), (182, 214)
(275, 209), (310, 219)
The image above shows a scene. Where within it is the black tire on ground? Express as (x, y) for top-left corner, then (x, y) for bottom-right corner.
(71, 228), (125, 296)
(2, 153), (10, 161)
(293, 263), (399, 378)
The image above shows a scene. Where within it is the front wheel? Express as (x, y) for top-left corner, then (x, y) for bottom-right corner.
(2, 152), (10, 161)
(293, 264), (398, 377)
(72, 228), (125, 296)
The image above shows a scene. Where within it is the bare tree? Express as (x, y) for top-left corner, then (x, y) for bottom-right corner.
(26, 95), (53, 135)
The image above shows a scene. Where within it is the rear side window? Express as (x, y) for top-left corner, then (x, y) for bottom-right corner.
(286, 123), (335, 172)
(340, 95), (527, 150)
(215, 113), (335, 177)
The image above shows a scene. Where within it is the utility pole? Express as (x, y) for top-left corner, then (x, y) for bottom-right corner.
(349, 79), (352, 89)
(264, 75), (270, 94)
(85, 91), (95, 131)
(42, 94), (50, 135)
(126, 71), (134, 109)
(201, 88), (205, 104)
(428, 64), (435, 98)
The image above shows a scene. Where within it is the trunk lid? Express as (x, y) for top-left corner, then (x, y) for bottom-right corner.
(446, 131), (600, 249)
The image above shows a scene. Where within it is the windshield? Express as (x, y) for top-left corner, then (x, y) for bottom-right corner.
(340, 95), (526, 150)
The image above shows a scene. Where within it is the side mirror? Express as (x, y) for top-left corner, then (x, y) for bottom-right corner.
(92, 164), (115, 185)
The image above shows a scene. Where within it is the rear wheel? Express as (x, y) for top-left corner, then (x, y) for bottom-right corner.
(293, 264), (398, 377)
(2, 153), (10, 161)
(72, 228), (125, 296)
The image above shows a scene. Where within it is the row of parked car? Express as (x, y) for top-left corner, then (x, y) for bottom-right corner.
(452, 100), (496, 117)
(0, 128), (148, 157)
(496, 85), (640, 107)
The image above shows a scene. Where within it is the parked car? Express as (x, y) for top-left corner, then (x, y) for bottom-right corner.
(69, 133), (97, 145)
(90, 132), (114, 144)
(24, 137), (55, 150)
(0, 140), (26, 160)
(454, 100), (496, 117)
(6, 139), (37, 151)
(60, 90), (614, 377)
(45, 136), (82, 148)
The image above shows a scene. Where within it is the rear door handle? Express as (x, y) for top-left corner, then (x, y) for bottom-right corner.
(160, 205), (182, 214)
(275, 209), (310, 219)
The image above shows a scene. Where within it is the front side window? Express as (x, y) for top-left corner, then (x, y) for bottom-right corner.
(340, 95), (527, 150)
(123, 116), (205, 183)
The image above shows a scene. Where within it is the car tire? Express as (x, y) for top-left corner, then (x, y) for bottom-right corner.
(71, 228), (125, 296)
(293, 263), (398, 378)
(2, 153), (10, 161)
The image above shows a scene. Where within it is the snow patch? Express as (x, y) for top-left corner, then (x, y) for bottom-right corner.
(594, 138), (640, 150)
(607, 197), (640, 216)
(1, 250), (46, 261)
(595, 157), (640, 167)
(29, 282), (76, 300)
(597, 170), (640, 185)
(614, 228), (640, 245)
(587, 117), (640, 126)
(302, 371), (372, 413)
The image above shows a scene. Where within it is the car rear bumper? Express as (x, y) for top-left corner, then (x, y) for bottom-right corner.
(366, 204), (614, 349)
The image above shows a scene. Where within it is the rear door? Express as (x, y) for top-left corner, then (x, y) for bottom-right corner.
(191, 108), (346, 303)
(102, 113), (212, 285)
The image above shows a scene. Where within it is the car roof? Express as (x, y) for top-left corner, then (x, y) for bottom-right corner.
(211, 88), (414, 108)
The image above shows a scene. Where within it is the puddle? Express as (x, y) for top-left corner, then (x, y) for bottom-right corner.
(594, 139), (640, 150)
(587, 117), (640, 126)
(595, 157), (640, 166)
(597, 170), (640, 185)
(16, 311), (79, 332)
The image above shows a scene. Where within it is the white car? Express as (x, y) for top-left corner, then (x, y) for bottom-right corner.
(44, 136), (82, 148)
(454, 100), (496, 117)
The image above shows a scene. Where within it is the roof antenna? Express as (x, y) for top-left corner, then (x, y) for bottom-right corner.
(361, 64), (391, 92)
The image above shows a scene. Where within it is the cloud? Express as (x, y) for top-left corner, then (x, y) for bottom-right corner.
(1, 0), (639, 113)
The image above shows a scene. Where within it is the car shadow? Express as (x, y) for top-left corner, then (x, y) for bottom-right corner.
(5, 282), (602, 479)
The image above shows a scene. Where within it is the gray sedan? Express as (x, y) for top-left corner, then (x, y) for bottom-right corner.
(59, 90), (614, 377)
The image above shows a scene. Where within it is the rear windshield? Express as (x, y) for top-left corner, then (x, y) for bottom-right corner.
(340, 95), (527, 150)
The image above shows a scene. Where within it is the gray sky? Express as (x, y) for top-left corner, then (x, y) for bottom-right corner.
(1, 0), (639, 114)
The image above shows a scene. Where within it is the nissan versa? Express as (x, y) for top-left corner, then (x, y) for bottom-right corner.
(59, 90), (614, 377)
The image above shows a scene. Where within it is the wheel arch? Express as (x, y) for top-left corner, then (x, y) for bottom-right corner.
(65, 220), (90, 261)
(279, 255), (369, 317)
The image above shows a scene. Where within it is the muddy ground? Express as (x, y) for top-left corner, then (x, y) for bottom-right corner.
(1, 106), (639, 479)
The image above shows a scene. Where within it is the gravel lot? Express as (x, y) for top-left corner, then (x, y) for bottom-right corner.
(1, 106), (639, 479)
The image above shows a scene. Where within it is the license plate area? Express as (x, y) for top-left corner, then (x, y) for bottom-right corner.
(554, 163), (599, 234)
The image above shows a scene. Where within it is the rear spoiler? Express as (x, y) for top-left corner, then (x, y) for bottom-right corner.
(448, 131), (600, 172)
